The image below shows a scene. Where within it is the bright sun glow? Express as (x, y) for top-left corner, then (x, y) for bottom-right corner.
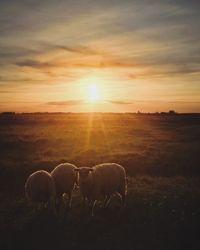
(88, 84), (99, 102)
(74, 71), (112, 105)
(79, 74), (106, 103)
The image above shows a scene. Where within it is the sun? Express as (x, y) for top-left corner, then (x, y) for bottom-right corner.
(76, 73), (107, 104)
(83, 75), (104, 103)
(88, 84), (99, 102)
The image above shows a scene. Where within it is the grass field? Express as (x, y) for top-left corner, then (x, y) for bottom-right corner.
(0, 113), (200, 250)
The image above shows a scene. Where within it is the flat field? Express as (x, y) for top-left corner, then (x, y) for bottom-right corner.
(0, 113), (200, 250)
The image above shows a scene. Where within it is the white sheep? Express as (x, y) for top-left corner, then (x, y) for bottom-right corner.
(51, 163), (78, 211)
(25, 170), (55, 211)
(76, 163), (127, 215)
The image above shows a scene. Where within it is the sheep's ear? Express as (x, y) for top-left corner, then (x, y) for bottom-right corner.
(74, 168), (80, 172)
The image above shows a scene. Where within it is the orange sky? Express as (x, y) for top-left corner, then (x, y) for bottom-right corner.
(0, 0), (200, 113)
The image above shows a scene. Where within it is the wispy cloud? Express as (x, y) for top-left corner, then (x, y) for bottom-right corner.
(16, 60), (54, 69)
(38, 42), (105, 56)
(46, 100), (84, 106)
(108, 100), (133, 105)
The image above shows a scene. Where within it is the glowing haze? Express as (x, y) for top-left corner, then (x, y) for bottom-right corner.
(0, 0), (200, 113)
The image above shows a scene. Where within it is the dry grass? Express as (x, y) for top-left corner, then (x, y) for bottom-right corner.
(0, 113), (200, 250)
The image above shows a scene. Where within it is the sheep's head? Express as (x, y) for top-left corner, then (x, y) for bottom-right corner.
(75, 167), (93, 182)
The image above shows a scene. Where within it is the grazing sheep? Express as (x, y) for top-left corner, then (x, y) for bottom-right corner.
(76, 163), (127, 215)
(25, 170), (55, 211)
(51, 163), (78, 211)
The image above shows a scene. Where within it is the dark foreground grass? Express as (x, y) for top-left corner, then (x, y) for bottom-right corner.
(0, 113), (200, 250)
(1, 176), (200, 250)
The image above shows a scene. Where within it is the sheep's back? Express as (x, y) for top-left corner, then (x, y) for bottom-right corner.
(51, 163), (77, 196)
(93, 163), (126, 195)
(25, 170), (54, 202)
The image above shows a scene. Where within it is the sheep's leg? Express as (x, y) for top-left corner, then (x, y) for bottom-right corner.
(103, 195), (111, 208)
(88, 198), (92, 207)
(44, 202), (48, 209)
(68, 192), (72, 209)
(90, 200), (97, 216)
(122, 194), (126, 207)
(74, 175), (79, 190)
(119, 191), (126, 207)
(55, 197), (59, 211)
(38, 202), (43, 211)
(56, 197), (62, 214)
(118, 179), (126, 207)
(87, 198), (92, 211)
(33, 202), (38, 214)
(50, 197), (56, 215)
(82, 197), (87, 208)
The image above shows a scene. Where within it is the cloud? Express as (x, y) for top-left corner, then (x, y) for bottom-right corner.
(14, 47), (200, 78)
(108, 100), (133, 105)
(0, 90), (17, 94)
(109, 99), (200, 105)
(127, 100), (200, 105)
(38, 41), (105, 56)
(0, 48), (38, 60)
(60, 45), (103, 56)
(14, 54), (143, 71)
(46, 100), (84, 106)
(16, 60), (54, 69)
(166, 100), (200, 104)
(127, 63), (200, 79)
(0, 43), (105, 69)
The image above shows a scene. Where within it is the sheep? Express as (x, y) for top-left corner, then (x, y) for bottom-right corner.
(51, 163), (78, 212)
(25, 170), (55, 212)
(76, 163), (127, 215)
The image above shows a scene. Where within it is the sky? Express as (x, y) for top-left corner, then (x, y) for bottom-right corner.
(0, 0), (200, 113)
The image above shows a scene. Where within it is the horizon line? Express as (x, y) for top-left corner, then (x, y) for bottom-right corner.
(1, 111), (200, 115)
